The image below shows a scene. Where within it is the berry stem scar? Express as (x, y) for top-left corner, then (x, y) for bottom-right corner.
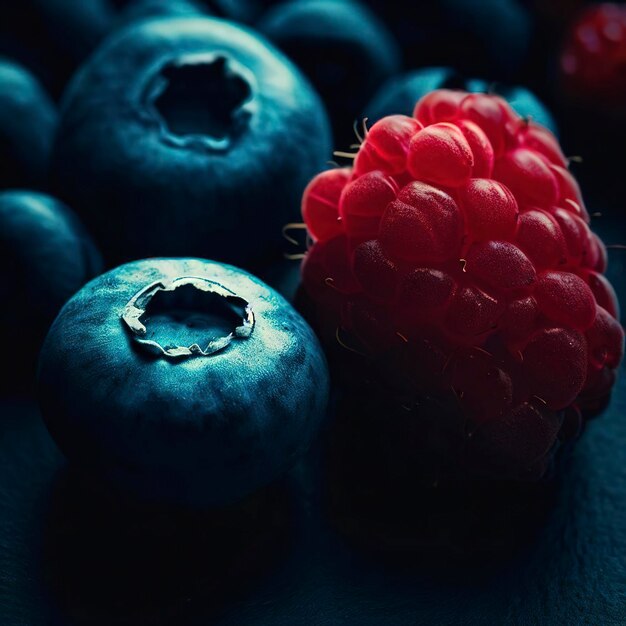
(121, 276), (254, 359)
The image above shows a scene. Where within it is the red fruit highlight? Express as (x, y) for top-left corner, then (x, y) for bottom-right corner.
(302, 168), (351, 242)
(407, 123), (474, 186)
(519, 124), (568, 167)
(459, 93), (512, 157)
(493, 148), (559, 207)
(301, 88), (624, 480)
(460, 179), (518, 240)
(456, 120), (495, 178)
(354, 115), (422, 176)
(413, 89), (465, 125)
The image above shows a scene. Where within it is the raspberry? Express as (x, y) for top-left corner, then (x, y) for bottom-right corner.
(560, 4), (626, 113)
(515, 209), (567, 269)
(460, 179), (518, 240)
(407, 123), (474, 186)
(379, 182), (463, 264)
(301, 89), (624, 480)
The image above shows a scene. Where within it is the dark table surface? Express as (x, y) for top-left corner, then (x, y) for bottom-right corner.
(1, 370), (625, 626)
(2, 213), (626, 626)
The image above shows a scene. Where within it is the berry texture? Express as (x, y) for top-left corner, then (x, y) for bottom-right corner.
(301, 89), (624, 480)
(51, 17), (331, 268)
(560, 3), (626, 114)
(38, 258), (329, 508)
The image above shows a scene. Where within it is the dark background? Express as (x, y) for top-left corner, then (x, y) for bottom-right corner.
(1, 0), (626, 624)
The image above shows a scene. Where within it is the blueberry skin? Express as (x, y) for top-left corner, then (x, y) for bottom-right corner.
(364, 67), (557, 135)
(0, 191), (102, 387)
(51, 17), (331, 269)
(362, 0), (531, 81)
(0, 58), (58, 190)
(258, 0), (400, 147)
(113, 0), (209, 30)
(37, 258), (330, 508)
(200, 0), (262, 23)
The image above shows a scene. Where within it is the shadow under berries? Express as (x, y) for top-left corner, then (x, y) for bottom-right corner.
(319, 387), (563, 570)
(40, 468), (295, 626)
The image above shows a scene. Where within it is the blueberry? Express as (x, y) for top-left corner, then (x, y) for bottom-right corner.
(0, 191), (102, 388)
(364, 67), (557, 135)
(51, 17), (331, 268)
(37, 258), (329, 507)
(113, 0), (209, 30)
(0, 1), (115, 97)
(0, 58), (58, 190)
(362, 0), (532, 81)
(258, 0), (400, 147)
(200, 0), (262, 23)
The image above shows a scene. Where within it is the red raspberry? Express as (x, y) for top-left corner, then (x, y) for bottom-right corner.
(300, 90), (624, 480)
(560, 4), (626, 113)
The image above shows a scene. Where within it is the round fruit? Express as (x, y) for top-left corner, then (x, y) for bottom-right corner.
(38, 258), (329, 507)
(51, 17), (331, 267)
(560, 3), (626, 114)
(258, 0), (400, 146)
(361, 0), (532, 80)
(300, 89), (624, 480)
(199, 0), (263, 23)
(0, 57), (58, 189)
(0, 191), (101, 387)
(364, 67), (557, 133)
(114, 0), (209, 29)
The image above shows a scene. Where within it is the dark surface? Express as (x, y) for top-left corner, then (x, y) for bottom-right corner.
(1, 362), (625, 625)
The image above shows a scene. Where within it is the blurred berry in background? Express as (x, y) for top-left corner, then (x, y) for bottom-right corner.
(0, 57), (58, 189)
(362, 0), (532, 81)
(258, 0), (400, 147)
(560, 3), (626, 114)
(364, 66), (557, 133)
(0, 191), (101, 389)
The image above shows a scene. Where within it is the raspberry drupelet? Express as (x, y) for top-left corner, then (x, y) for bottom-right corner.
(300, 89), (624, 481)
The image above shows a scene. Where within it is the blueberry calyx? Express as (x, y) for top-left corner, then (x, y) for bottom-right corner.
(121, 275), (254, 358)
(141, 53), (255, 152)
